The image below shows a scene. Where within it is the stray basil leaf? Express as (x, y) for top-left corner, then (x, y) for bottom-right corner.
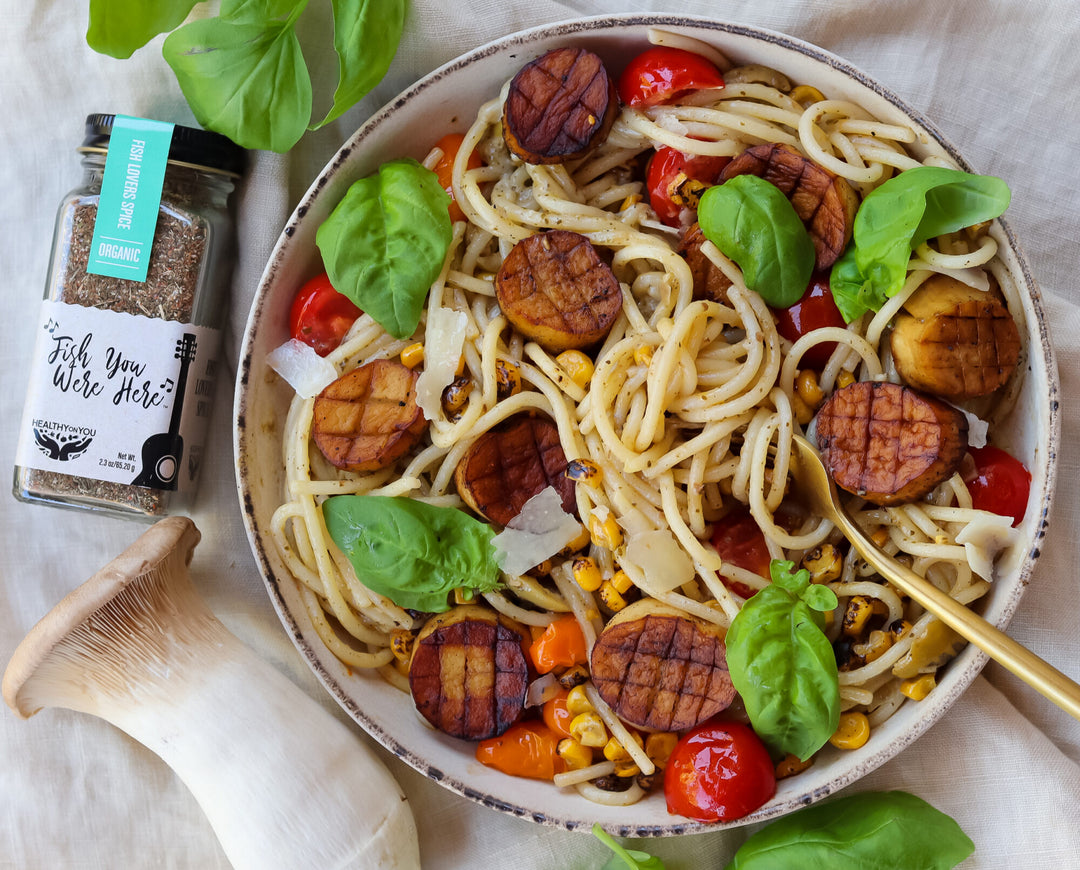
(162, 4), (312, 152)
(322, 495), (501, 613)
(592, 824), (666, 870)
(830, 166), (1010, 322)
(311, 0), (407, 129)
(87, 0), (199, 59)
(725, 560), (840, 761)
(220, 0), (299, 19)
(316, 159), (453, 340)
(697, 175), (815, 308)
(724, 790), (975, 870)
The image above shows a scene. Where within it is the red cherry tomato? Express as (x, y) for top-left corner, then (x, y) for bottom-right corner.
(772, 272), (846, 370)
(664, 719), (776, 822)
(710, 508), (770, 599)
(646, 146), (730, 227)
(618, 46), (725, 107)
(288, 272), (363, 357)
(964, 445), (1031, 527)
(431, 132), (482, 223)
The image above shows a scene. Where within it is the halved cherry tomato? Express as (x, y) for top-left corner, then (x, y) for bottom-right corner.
(431, 132), (482, 223)
(476, 720), (567, 780)
(964, 445), (1031, 527)
(529, 614), (588, 674)
(288, 272), (363, 357)
(664, 719), (776, 822)
(709, 507), (770, 599)
(771, 272), (846, 370)
(646, 146), (730, 227)
(542, 692), (573, 739)
(618, 46), (725, 107)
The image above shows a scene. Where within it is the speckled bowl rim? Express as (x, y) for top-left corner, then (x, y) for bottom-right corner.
(234, 13), (1060, 836)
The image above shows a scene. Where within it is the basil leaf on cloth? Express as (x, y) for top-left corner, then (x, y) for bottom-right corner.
(830, 166), (1010, 322)
(322, 495), (501, 613)
(87, 0), (199, 59)
(316, 159), (453, 340)
(725, 559), (840, 761)
(697, 174), (816, 307)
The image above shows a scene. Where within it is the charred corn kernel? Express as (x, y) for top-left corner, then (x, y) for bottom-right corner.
(853, 629), (892, 664)
(527, 558), (554, 577)
(558, 665), (590, 691)
(842, 595), (875, 637)
(633, 345), (655, 366)
(888, 619), (914, 641)
(562, 523), (592, 554)
(801, 543), (843, 584)
(644, 732), (678, 769)
(452, 587), (476, 605)
(795, 369), (825, 409)
(610, 570), (633, 595)
(557, 738), (594, 770)
(589, 512), (623, 550)
(789, 84), (827, 105)
(565, 684), (593, 716)
(392, 656), (410, 678)
(441, 375), (473, 417)
(835, 369), (856, 389)
(565, 458), (602, 484)
(603, 738), (632, 764)
(572, 556), (604, 592)
(598, 580), (628, 613)
(390, 629), (414, 663)
(829, 711), (871, 750)
(456, 355), (466, 377)
(870, 527), (890, 548)
(619, 193), (642, 211)
(775, 753), (814, 779)
(570, 712), (608, 748)
(901, 673), (937, 701)
(495, 358), (521, 399)
(870, 599), (890, 618)
(791, 391), (815, 426)
(635, 771), (663, 792)
(614, 759), (641, 778)
(556, 350), (595, 388)
(400, 342), (425, 369)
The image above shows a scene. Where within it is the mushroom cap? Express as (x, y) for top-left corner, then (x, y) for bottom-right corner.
(2, 516), (201, 718)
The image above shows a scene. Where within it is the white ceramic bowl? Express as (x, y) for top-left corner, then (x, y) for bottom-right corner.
(234, 14), (1059, 835)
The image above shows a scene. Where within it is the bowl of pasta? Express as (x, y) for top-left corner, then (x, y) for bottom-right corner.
(234, 14), (1058, 834)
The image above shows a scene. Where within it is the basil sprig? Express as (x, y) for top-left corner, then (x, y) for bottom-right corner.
(725, 791), (975, 869)
(697, 175), (816, 308)
(592, 824), (666, 870)
(316, 159), (453, 340)
(322, 495), (502, 613)
(725, 560), (840, 761)
(830, 166), (1010, 322)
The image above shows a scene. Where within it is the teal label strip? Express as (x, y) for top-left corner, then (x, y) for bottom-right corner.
(87, 115), (175, 283)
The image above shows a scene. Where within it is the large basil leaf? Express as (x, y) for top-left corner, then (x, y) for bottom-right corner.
(725, 560), (839, 761)
(830, 166), (1010, 322)
(87, 0), (199, 59)
(697, 175), (816, 308)
(311, 0), (407, 129)
(162, 4), (312, 152)
(725, 790), (974, 869)
(322, 495), (501, 613)
(316, 159), (453, 340)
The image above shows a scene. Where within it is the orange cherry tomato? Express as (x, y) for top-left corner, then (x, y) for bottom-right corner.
(618, 46), (725, 107)
(710, 507), (771, 599)
(288, 272), (362, 357)
(664, 719), (776, 822)
(431, 132), (482, 223)
(964, 445), (1031, 527)
(476, 720), (567, 780)
(542, 692), (573, 739)
(528, 614), (588, 675)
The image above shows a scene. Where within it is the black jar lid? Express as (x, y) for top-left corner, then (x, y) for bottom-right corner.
(78, 113), (246, 177)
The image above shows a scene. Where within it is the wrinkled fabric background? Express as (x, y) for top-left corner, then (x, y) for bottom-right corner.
(2, 1), (1079, 867)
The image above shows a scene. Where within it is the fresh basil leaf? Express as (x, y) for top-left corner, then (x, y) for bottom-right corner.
(220, 0), (300, 19)
(316, 159), (453, 340)
(162, 4), (312, 152)
(829, 166), (1010, 322)
(697, 175), (815, 308)
(724, 790), (974, 870)
(322, 495), (501, 613)
(726, 560), (840, 761)
(592, 824), (666, 870)
(87, 0), (200, 59)
(310, 0), (407, 129)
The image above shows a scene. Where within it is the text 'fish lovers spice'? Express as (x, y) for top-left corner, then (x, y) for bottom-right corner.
(13, 114), (245, 520)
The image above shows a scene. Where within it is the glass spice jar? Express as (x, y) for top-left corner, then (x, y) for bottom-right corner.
(13, 114), (245, 521)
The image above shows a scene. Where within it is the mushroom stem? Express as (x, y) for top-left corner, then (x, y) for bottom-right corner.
(3, 517), (419, 870)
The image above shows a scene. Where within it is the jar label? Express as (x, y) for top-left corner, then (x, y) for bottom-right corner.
(15, 300), (220, 492)
(87, 115), (175, 283)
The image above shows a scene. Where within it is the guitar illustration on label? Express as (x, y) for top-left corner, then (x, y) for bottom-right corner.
(132, 333), (196, 490)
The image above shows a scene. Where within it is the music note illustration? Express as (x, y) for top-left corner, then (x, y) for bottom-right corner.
(132, 334), (196, 490)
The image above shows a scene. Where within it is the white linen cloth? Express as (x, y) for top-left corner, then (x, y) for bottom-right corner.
(2, 1), (1079, 867)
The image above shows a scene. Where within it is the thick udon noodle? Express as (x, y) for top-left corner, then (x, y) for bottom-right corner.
(270, 37), (1024, 801)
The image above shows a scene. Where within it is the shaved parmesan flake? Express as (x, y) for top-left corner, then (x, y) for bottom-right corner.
(956, 512), (1017, 581)
(525, 673), (561, 708)
(624, 529), (695, 595)
(266, 339), (338, 398)
(492, 487), (581, 576)
(960, 407), (989, 448)
(416, 307), (468, 419)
